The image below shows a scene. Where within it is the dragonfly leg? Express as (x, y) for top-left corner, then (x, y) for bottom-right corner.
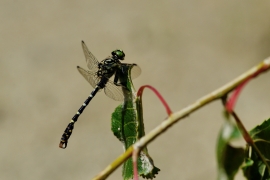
(113, 74), (119, 84)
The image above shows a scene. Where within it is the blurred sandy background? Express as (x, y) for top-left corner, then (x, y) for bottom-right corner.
(1, 1), (270, 180)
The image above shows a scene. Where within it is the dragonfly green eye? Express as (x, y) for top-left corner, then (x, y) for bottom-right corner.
(112, 49), (125, 60)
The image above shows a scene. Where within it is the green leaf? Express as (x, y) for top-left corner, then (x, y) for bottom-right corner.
(216, 118), (245, 180)
(111, 64), (160, 180)
(242, 118), (270, 180)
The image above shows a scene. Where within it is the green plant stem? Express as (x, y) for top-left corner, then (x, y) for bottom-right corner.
(92, 57), (270, 180)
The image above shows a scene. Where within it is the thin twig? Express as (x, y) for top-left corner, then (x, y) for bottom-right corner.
(92, 57), (270, 180)
(132, 145), (140, 180)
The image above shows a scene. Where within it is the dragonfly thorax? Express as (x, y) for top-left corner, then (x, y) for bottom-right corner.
(97, 58), (121, 78)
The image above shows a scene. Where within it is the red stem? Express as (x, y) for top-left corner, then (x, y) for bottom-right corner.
(137, 85), (172, 115)
(132, 150), (139, 180)
(226, 65), (268, 112)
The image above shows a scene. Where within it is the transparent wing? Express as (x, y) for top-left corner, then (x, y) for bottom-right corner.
(103, 64), (140, 101)
(130, 63), (141, 79)
(78, 66), (124, 101)
(77, 66), (100, 89)
(121, 63), (141, 79)
(104, 81), (125, 101)
(81, 41), (99, 72)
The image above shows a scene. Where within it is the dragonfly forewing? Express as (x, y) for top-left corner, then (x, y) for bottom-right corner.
(81, 41), (99, 72)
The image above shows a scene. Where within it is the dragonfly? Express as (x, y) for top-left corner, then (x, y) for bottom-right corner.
(59, 41), (141, 149)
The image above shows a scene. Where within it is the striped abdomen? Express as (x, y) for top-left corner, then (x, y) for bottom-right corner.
(59, 79), (108, 149)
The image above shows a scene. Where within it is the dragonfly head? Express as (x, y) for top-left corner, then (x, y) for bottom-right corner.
(112, 49), (125, 60)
